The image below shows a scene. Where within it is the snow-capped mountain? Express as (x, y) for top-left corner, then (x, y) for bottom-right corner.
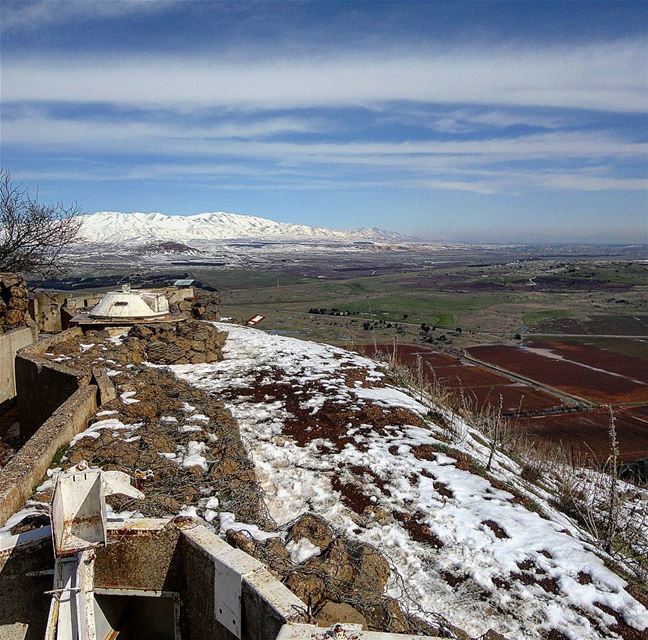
(80, 211), (408, 244)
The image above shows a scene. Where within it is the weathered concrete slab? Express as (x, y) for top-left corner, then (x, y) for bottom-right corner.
(0, 327), (36, 404)
(0, 384), (98, 527)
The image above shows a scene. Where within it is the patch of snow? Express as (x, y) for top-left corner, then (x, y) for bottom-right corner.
(179, 441), (208, 472)
(219, 512), (279, 541)
(178, 505), (200, 519)
(0, 502), (49, 541)
(70, 418), (143, 446)
(178, 424), (203, 433)
(120, 391), (139, 404)
(205, 496), (220, 510)
(286, 537), (321, 563)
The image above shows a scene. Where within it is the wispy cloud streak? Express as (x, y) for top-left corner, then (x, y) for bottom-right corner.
(4, 38), (646, 112)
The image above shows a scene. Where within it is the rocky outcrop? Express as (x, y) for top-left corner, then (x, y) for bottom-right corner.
(169, 289), (221, 322)
(127, 319), (227, 364)
(225, 512), (463, 637)
(0, 273), (32, 333)
(189, 290), (221, 321)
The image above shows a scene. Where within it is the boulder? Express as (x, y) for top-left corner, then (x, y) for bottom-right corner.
(288, 513), (334, 549)
(5, 309), (24, 325)
(315, 601), (368, 629)
(8, 296), (28, 311)
(305, 538), (354, 587)
(10, 284), (28, 299)
(0, 273), (22, 288)
(127, 319), (227, 365)
(352, 543), (391, 594)
(146, 340), (184, 364)
(361, 598), (409, 634)
(226, 530), (258, 557)
(284, 571), (327, 609)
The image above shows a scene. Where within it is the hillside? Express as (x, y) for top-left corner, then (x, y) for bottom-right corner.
(4, 321), (646, 639)
(79, 211), (408, 244)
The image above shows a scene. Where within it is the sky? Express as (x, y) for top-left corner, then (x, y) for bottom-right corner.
(1, 0), (647, 243)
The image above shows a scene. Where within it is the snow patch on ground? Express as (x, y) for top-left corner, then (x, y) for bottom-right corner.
(70, 418), (143, 447)
(286, 537), (321, 563)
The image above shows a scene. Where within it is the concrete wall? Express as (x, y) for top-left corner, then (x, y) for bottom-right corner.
(15, 328), (91, 438)
(0, 384), (98, 528)
(31, 290), (104, 333)
(0, 519), (440, 640)
(0, 327), (36, 405)
(181, 525), (306, 640)
(0, 532), (53, 640)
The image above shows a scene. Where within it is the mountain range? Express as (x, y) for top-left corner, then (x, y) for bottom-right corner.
(79, 211), (408, 244)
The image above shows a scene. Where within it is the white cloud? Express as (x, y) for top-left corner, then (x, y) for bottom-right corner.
(0, 0), (179, 31)
(3, 38), (646, 112)
(3, 112), (645, 163)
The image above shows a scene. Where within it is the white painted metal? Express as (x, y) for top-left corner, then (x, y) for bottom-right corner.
(102, 470), (145, 500)
(213, 553), (248, 637)
(89, 284), (168, 319)
(52, 469), (106, 557)
(45, 466), (145, 640)
(51, 465), (145, 557)
(47, 550), (98, 640)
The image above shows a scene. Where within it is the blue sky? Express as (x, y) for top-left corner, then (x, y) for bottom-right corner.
(1, 0), (646, 242)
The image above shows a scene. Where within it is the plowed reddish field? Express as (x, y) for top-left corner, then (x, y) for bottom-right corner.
(358, 344), (565, 414)
(359, 342), (648, 464)
(523, 407), (648, 463)
(466, 343), (648, 404)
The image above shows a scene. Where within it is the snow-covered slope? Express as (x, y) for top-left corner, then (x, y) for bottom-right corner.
(172, 324), (648, 640)
(80, 211), (407, 244)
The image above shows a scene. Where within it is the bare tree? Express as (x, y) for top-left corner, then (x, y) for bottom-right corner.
(0, 170), (84, 277)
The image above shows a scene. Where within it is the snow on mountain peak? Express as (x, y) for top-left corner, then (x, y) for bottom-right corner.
(79, 211), (407, 244)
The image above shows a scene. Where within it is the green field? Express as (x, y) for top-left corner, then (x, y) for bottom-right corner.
(216, 258), (648, 350)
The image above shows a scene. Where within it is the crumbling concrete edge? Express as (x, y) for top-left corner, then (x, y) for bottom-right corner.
(182, 524), (307, 639)
(276, 624), (443, 640)
(0, 384), (99, 527)
(91, 367), (117, 404)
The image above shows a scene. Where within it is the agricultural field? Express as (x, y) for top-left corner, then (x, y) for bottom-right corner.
(466, 341), (648, 405)
(358, 343), (570, 415)
(42, 246), (648, 464)
(213, 254), (647, 464)
(217, 256), (648, 351)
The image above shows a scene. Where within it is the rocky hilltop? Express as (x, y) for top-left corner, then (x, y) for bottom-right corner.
(2, 320), (647, 639)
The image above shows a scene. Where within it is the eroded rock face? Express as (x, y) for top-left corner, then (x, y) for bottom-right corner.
(127, 319), (227, 364)
(287, 513), (334, 549)
(0, 273), (33, 332)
